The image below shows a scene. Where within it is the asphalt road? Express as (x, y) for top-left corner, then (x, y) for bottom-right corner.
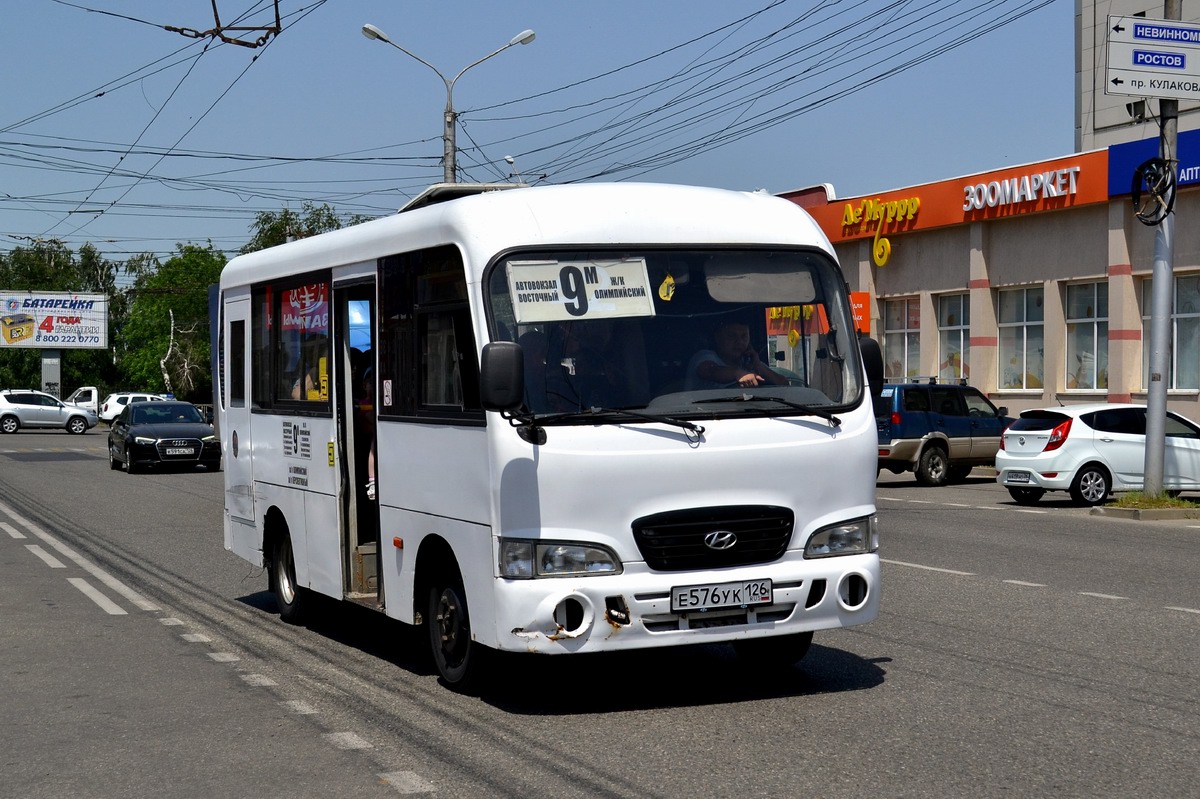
(1, 430), (1197, 798)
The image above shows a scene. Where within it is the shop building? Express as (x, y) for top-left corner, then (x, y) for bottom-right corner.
(782, 133), (1200, 418)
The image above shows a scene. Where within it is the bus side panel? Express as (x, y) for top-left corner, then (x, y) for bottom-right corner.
(376, 420), (492, 624)
(379, 511), (491, 627)
(304, 485), (342, 598)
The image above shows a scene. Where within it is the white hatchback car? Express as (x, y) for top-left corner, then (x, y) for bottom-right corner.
(99, 392), (165, 424)
(995, 403), (1200, 506)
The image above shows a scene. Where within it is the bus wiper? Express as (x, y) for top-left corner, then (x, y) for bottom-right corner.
(539, 406), (705, 439)
(695, 393), (841, 426)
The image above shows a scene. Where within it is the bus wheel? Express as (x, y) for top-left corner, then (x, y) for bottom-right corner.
(733, 631), (814, 669)
(272, 535), (306, 624)
(428, 568), (487, 690)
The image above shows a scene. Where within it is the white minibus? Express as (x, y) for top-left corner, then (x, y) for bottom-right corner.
(216, 182), (883, 689)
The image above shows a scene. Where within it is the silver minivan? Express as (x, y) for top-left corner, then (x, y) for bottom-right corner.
(0, 389), (100, 434)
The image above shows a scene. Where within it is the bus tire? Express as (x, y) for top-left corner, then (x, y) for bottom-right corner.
(427, 565), (488, 691)
(272, 534), (306, 624)
(733, 631), (814, 668)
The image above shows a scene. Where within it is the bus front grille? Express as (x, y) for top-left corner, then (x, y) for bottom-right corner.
(631, 506), (794, 571)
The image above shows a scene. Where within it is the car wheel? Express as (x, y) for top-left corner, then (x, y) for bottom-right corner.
(0, 416), (18, 434)
(1069, 464), (1110, 506)
(428, 564), (489, 691)
(272, 534), (307, 624)
(109, 448), (121, 471)
(66, 417), (88, 435)
(732, 631), (814, 669)
(915, 446), (949, 486)
(1007, 486), (1045, 505)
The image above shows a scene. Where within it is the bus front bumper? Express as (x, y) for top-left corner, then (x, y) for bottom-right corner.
(490, 551), (880, 655)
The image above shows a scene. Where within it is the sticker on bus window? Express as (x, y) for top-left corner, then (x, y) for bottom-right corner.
(506, 259), (656, 324)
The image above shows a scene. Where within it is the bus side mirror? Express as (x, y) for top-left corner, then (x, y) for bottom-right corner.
(480, 341), (524, 411)
(859, 337), (884, 402)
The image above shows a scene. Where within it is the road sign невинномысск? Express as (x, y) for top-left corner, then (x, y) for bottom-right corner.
(1106, 15), (1200, 101)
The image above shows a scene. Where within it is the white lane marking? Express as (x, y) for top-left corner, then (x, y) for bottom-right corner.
(1165, 606), (1200, 615)
(241, 674), (277, 687)
(2, 521), (26, 539)
(881, 558), (975, 576)
(907, 500), (934, 504)
(0, 498), (159, 611)
(25, 544), (66, 568)
(325, 732), (372, 750)
(282, 700), (318, 715)
(159, 618), (185, 626)
(1014, 509), (1049, 514)
(378, 771), (436, 794)
(208, 653), (239, 663)
(182, 633), (212, 643)
(974, 505), (1006, 511)
(945, 503), (972, 507)
(1080, 592), (1127, 600)
(1004, 580), (1047, 587)
(67, 578), (127, 615)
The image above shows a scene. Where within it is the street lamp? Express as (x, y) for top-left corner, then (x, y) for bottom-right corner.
(361, 23), (536, 184)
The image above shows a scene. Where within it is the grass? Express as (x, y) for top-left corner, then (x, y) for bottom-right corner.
(1111, 491), (1200, 509)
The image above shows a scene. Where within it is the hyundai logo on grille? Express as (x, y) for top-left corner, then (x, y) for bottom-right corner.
(703, 530), (737, 550)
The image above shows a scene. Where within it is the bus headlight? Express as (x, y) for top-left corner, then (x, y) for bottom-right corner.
(804, 516), (879, 558)
(499, 538), (623, 579)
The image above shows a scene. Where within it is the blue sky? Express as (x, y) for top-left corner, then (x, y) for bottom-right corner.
(1, 0), (1074, 261)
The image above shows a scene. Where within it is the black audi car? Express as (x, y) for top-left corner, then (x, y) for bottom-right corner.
(108, 400), (221, 473)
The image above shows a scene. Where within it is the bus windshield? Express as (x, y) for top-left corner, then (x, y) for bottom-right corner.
(487, 247), (863, 419)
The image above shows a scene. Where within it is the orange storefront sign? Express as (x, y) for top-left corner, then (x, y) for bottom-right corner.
(798, 150), (1110, 265)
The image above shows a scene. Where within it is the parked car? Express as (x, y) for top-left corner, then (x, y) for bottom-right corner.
(876, 380), (1012, 485)
(99, 392), (165, 423)
(995, 403), (1200, 506)
(0, 389), (99, 434)
(108, 400), (221, 473)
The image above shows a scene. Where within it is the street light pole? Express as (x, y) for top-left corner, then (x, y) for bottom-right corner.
(361, 23), (535, 184)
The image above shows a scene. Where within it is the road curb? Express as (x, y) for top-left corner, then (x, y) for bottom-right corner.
(1091, 506), (1200, 521)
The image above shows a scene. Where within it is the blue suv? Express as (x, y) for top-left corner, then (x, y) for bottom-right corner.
(875, 381), (1011, 485)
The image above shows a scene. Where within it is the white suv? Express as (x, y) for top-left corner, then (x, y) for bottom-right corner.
(0, 389), (100, 434)
(99, 392), (166, 424)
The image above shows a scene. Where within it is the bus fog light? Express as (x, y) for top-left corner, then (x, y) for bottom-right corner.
(804, 516), (877, 558)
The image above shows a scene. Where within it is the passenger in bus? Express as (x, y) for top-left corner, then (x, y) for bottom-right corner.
(685, 321), (788, 390)
(291, 342), (328, 400)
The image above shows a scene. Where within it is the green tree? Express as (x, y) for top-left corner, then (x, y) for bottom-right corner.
(240, 201), (373, 254)
(119, 244), (226, 401)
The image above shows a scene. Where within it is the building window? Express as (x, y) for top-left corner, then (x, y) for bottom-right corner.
(1142, 274), (1200, 390)
(937, 293), (969, 382)
(884, 298), (920, 380)
(1065, 282), (1108, 390)
(998, 286), (1044, 389)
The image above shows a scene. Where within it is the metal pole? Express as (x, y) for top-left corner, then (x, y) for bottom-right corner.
(1143, 0), (1181, 496)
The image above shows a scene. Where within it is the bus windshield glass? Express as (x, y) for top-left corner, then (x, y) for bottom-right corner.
(487, 248), (863, 418)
